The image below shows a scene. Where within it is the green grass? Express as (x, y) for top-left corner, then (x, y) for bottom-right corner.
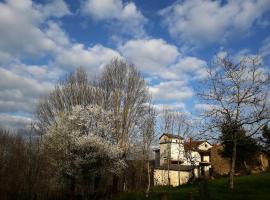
(115, 172), (270, 200)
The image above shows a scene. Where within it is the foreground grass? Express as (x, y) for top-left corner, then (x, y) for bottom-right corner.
(115, 172), (270, 200)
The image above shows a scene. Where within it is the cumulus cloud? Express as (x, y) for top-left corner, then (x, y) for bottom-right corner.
(152, 103), (186, 113)
(170, 57), (208, 80)
(149, 80), (193, 101)
(0, 0), (127, 129)
(0, 114), (32, 129)
(260, 36), (270, 57)
(0, 0), (211, 129)
(119, 38), (207, 80)
(81, 0), (146, 37)
(120, 39), (179, 79)
(0, 67), (53, 114)
(160, 0), (270, 46)
(54, 44), (121, 75)
(0, 0), (70, 58)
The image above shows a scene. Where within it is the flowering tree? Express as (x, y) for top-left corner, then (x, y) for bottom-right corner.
(43, 104), (126, 192)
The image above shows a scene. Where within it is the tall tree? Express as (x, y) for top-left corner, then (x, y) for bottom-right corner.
(36, 68), (102, 133)
(98, 59), (150, 153)
(220, 122), (260, 171)
(198, 55), (270, 189)
(140, 104), (156, 197)
(260, 124), (270, 155)
(98, 59), (151, 191)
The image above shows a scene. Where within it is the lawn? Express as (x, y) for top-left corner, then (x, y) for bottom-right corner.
(115, 172), (270, 200)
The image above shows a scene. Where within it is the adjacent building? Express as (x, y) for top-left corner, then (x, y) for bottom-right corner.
(154, 133), (212, 186)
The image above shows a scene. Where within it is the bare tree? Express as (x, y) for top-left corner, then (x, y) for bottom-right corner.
(36, 67), (102, 133)
(198, 55), (270, 189)
(36, 58), (153, 193)
(141, 104), (156, 197)
(98, 59), (150, 190)
(99, 59), (150, 150)
(174, 112), (193, 184)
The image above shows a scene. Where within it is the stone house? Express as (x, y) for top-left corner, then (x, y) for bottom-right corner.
(210, 144), (269, 176)
(154, 133), (212, 186)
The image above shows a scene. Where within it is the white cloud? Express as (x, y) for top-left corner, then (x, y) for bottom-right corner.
(54, 44), (121, 75)
(0, 67), (53, 114)
(7, 62), (63, 82)
(120, 39), (180, 79)
(119, 38), (207, 80)
(149, 80), (193, 101)
(217, 51), (228, 59)
(194, 103), (214, 112)
(81, 0), (146, 37)
(170, 57), (208, 80)
(260, 36), (270, 57)
(0, 0), (70, 58)
(152, 103), (186, 113)
(160, 0), (270, 46)
(42, 0), (70, 18)
(0, 0), (127, 129)
(0, 114), (32, 129)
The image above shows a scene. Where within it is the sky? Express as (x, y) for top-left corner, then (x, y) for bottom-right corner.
(0, 0), (270, 129)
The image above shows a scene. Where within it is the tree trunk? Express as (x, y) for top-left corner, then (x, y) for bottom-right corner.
(146, 160), (151, 198)
(112, 175), (119, 193)
(229, 137), (237, 190)
(167, 160), (170, 185)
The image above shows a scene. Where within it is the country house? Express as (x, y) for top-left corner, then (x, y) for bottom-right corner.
(154, 133), (212, 186)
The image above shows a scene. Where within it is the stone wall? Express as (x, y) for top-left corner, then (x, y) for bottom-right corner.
(210, 144), (269, 176)
(210, 144), (231, 176)
(154, 168), (199, 187)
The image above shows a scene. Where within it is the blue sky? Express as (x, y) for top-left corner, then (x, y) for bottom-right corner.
(0, 0), (270, 129)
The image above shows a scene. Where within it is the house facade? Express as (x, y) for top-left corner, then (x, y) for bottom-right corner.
(154, 133), (212, 186)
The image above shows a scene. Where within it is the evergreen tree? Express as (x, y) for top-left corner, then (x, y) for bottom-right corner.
(220, 122), (260, 169)
(260, 125), (270, 155)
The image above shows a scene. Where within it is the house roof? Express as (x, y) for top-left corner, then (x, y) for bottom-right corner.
(184, 140), (212, 151)
(157, 164), (197, 171)
(159, 133), (183, 140)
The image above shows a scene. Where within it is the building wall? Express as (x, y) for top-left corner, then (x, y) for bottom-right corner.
(154, 169), (199, 187)
(202, 155), (210, 162)
(160, 143), (203, 166)
(182, 151), (201, 166)
(160, 143), (170, 166)
(160, 138), (185, 165)
(170, 142), (185, 161)
(198, 142), (212, 151)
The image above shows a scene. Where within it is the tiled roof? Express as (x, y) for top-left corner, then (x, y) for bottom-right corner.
(184, 141), (205, 150)
(159, 133), (183, 140)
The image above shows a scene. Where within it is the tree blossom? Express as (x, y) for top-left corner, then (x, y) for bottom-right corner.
(43, 104), (126, 179)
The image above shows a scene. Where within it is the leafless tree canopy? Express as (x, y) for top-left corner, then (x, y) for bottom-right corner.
(36, 67), (102, 132)
(198, 55), (270, 138)
(198, 55), (270, 189)
(161, 107), (192, 139)
(98, 59), (150, 151)
(33, 58), (154, 197)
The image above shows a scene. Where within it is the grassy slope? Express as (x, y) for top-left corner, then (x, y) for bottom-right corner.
(116, 172), (270, 200)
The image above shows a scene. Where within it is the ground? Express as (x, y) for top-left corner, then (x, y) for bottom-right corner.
(115, 172), (270, 200)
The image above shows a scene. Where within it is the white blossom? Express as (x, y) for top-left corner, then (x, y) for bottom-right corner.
(43, 104), (126, 178)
